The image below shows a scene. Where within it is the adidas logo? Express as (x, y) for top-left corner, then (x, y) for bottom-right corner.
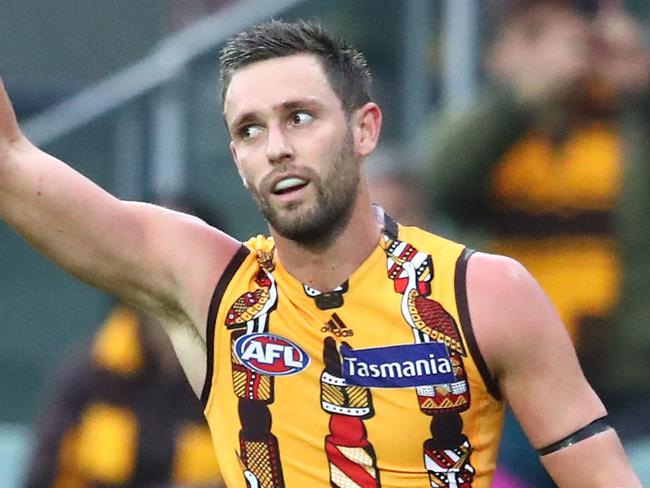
(321, 313), (354, 337)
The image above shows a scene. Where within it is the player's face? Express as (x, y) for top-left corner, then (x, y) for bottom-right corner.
(224, 54), (361, 244)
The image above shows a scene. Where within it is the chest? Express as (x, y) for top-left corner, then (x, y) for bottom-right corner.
(208, 238), (503, 486)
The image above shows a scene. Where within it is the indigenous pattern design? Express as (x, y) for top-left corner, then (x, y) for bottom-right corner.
(225, 250), (285, 488)
(320, 335), (379, 488)
(222, 225), (481, 487)
(381, 232), (475, 487)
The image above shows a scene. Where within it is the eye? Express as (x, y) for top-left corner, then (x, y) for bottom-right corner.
(290, 111), (313, 126)
(239, 125), (263, 140)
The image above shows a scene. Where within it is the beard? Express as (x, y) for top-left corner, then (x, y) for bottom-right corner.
(247, 128), (360, 248)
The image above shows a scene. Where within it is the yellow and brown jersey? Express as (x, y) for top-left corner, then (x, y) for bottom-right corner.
(25, 307), (223, 488)
(202, 214), (504, 487)
(489, 121), (622, 345)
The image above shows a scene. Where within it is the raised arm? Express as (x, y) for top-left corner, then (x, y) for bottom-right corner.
(466, 252), (640, 486)
(0, 79), (240, 342)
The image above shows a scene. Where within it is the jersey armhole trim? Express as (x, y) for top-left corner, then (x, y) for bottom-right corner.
(200, 245), (251, 408)
(455, 247), (502, 400)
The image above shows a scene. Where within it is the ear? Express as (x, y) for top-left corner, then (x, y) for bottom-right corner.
(230, 141), (249, 188)
(351, 102), (382, 158)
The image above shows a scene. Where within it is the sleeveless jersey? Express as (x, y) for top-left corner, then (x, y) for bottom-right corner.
(202, 214), (504, 487)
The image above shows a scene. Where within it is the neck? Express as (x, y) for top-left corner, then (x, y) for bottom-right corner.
(270, 183), (382, 291)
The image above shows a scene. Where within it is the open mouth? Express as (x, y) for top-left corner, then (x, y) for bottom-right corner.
(272, 177), (309, 195)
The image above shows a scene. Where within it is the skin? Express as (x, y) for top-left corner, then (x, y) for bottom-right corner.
(487, 1), (650, 110)
(591, 2), (650, 96)
(0, 50), (641, 485)
(468, 253), (638, 485)
(486, 3), (591, 108)
(226, 54), (383, 290)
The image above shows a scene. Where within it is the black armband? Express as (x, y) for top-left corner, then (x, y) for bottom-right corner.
(537, 416), (613, 456)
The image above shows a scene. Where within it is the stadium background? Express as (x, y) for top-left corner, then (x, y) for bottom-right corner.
(1, 1), (649, 486)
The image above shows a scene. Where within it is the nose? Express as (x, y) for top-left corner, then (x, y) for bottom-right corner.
(266, 123), (293, 165)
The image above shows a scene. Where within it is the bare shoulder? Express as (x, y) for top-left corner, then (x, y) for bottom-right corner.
(465, 252), (607, 448)
(465, 251), (551, 326)
(123, 200), (241, 269)
(124, 200), (239, 247)
(465, 251), (537, 296)
(464, 251), (571, 381)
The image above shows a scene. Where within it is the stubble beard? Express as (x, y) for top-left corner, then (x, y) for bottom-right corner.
(248, 129), (360, 248)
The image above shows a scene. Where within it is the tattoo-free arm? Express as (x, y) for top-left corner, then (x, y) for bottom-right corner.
(0, 79), (240, 341)
(466, 252), (641, 486)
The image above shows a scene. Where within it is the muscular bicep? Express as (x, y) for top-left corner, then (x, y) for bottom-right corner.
(1, 141), (240, 338)
(467, 253), (641, 485)
(467, 253), (605, 446)
(2, 82), (237, 328)
(1, 147), (153, 299)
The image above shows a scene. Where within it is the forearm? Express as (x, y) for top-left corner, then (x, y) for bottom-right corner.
(540, 429), (641, 487)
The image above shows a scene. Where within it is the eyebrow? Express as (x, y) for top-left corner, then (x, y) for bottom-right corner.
(229, 97), (324, 132)
(275, 98), (323, 113)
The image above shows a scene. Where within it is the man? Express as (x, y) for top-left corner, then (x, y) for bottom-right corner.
(0, 20), (640, 487)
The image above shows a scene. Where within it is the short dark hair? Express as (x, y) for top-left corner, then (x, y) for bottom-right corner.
(219, 19), (373, 114)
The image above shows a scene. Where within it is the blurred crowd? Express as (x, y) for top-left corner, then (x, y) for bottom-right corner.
(24, 306), (224, 488)
(17, 0), (650, 487)
(411, 0), (650, 484)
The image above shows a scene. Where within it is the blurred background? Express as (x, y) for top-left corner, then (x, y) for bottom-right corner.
(2, 0), (650, 486)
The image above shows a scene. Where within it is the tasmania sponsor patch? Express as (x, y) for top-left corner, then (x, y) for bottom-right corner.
(234, 333), (310, 376)
(340, 342), (455, 388)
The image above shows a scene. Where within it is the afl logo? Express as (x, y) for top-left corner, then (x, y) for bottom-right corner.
(233, 333), (310, 376)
